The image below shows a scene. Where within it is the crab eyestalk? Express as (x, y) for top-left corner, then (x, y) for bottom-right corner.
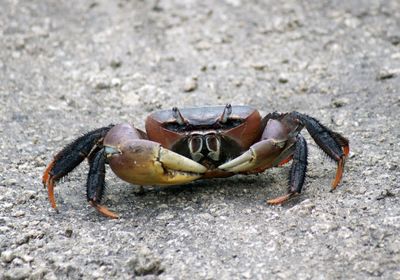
(172, 107), (187, 125)
(219, 103), (232, 123)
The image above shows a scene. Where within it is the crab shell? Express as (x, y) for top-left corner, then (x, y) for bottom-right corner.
(103, 105), (289, 186)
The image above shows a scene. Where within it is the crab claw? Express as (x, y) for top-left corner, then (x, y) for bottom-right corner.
(218, 150), (254, 173)
(218, 139), (285, 173)
(105, 140), (207, 186)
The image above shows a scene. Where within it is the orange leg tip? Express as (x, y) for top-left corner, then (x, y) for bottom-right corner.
(42, 160), (55, 186)
(278, 155), (293, 167)
(47, 179), (58, 209)
(267, 192), (298, 205)
(331, 159), (345, 190)
(42, 173), (49, 187)
(42, 175), (47, 186)
(89, 201), (119, 219)
(343, 146), (350, 157)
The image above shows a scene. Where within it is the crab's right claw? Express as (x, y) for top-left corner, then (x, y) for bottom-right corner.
(104, 140), (207, 186)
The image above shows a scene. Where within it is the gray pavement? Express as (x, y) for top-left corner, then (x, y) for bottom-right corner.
(0, 0), (399, 279)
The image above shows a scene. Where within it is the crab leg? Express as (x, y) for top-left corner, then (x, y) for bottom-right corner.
(84, 147), (120, 219)
(220, 111), (349, 205)
(42, 125), (114, 210)
(267, 134), (308, 204)
(289, 112), (349, 189)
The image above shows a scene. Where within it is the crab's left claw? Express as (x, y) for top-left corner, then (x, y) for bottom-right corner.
(219, 118), (296, 173)
(219, 139), (289, 173)
(105, 139), (207, 186)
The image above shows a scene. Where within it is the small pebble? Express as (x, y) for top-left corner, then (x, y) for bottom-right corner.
(183, 77), (198, 92)
(250, 63), (266, 71)
(0, 226), (10, 233)
(387, 35), (400, 46)
(12, 211), (25, 217)
(156, 213), (174, 220)
(332, 98), (349, 108)
(4, 178), (17, 186)
(126, 246), (164, 276)
(20, 255), (34, 263)
(278, 74), (288, 83)
(377, 69), (397, 80)
(95, 81), (111, 90)
(111, 78), (122, 87)
(110, 59), (122, 69)
(15, 37), (25, 50)
(30, 268), (48, 280)
(3, 266), (32, 280)
(197, 213), (214, 221)
(65, 228), (73, 238)
(1, 250), (16, 263)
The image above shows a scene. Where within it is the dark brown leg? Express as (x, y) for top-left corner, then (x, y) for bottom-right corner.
(288, 112), (349, 189)
(268, 134), (308, 204)
(86, 148), (118, 219)
(42, 125), (114, 210)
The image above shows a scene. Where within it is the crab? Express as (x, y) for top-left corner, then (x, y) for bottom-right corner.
(43, 104), (349, 218)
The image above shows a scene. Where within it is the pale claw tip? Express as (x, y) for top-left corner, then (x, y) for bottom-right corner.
(159, 147), (207, 174)
(218, 151), (254, 172)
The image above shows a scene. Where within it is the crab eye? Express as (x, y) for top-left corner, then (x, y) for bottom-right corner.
(205, 135), (219, 152)
(189, 136), (203, 162)
(205, 135), (221, 161)
(189, 136), (203, 153)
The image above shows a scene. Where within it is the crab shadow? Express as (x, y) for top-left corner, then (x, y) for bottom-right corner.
(102, 166), (305, 220)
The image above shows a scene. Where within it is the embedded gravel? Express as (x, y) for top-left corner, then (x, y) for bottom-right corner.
(1, 0), (400, 279)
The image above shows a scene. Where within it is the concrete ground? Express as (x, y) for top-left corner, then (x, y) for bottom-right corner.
(0, 0), (399, 279)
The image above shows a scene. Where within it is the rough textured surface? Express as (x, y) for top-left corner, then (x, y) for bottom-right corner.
(1, 0), (399, 279)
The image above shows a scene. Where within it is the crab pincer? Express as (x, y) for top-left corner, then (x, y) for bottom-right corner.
(218, 139), (287, 173)
(103, 124), (207, 186)
(218, 119), (296, 173)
